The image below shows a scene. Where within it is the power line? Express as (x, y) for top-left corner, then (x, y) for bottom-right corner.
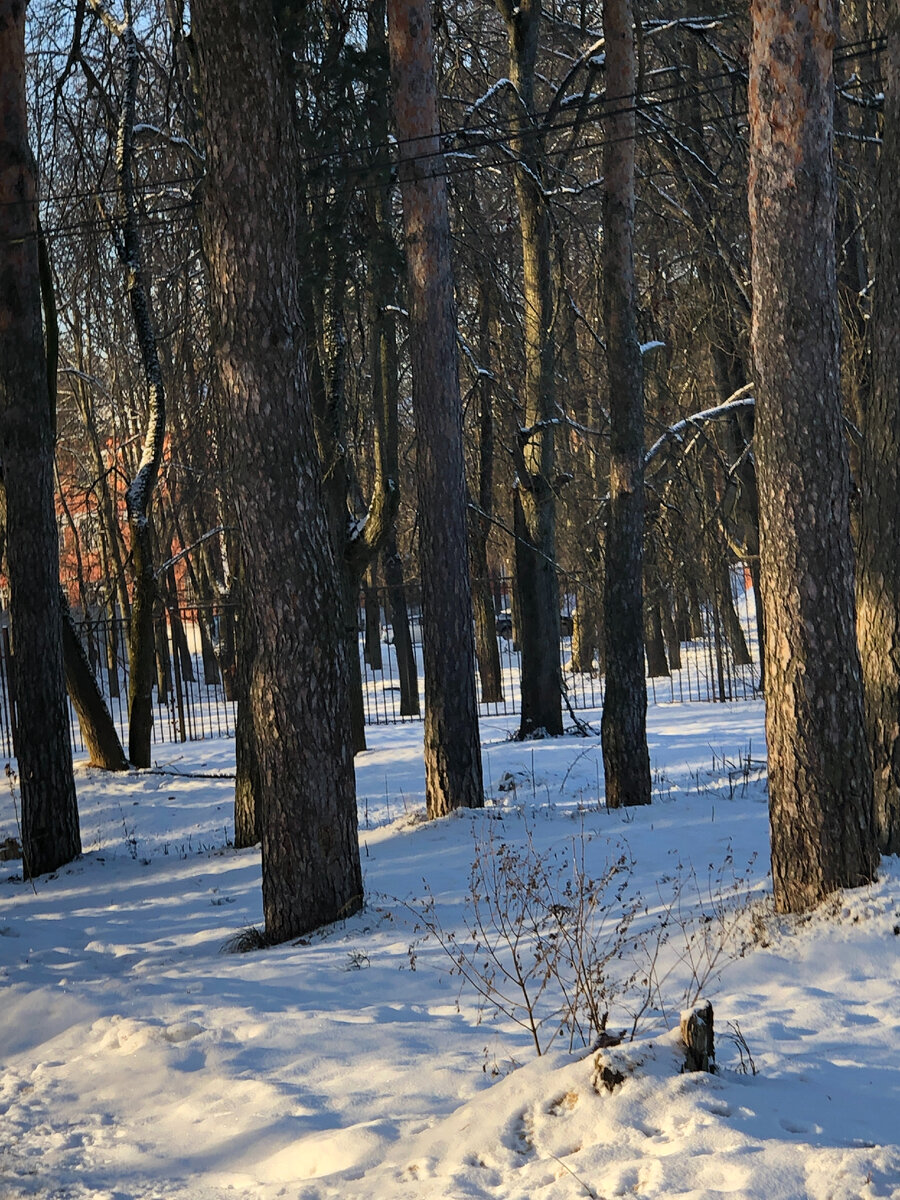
(12, 33), (885, 213)
(0, 39), (885, 248)
(291, 35), (885, 180)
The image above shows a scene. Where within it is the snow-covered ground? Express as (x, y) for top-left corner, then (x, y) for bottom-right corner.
(1, 702), (899, 1199)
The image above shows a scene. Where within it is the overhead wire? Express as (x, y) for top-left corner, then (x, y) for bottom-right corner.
(0, 36), (886, 248)
(26, 32), (889, 197)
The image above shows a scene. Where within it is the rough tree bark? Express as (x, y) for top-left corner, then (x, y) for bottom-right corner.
(0, 0), (81, 875)
(191, 0), (363, 940)
(496, 0), (563, 738)
(600, 0), (651, 808)
(468, 282), (503, 705)
(857, 8), (900, 857)
(387, 0), (484, 818)
(749, 0), (877, 911)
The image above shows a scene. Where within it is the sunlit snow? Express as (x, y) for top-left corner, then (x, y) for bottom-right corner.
(1, 703), (899, 1199)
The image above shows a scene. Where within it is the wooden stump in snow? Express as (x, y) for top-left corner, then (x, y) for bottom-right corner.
(681, 1000), (714, 1072)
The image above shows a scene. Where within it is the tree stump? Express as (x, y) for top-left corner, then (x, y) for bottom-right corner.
(681, 1000), (715, 1072)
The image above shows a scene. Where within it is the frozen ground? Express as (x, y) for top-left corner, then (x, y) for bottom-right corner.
(1, 701), (899, 1199)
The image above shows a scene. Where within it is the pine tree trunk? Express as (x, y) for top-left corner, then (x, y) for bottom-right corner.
(601, 0), (651, 808)
(191, 0), (362, 939)
(0, 2), (81, 875)
(644, 600), (669, 679)
(499, 0), (563, 738)
(857, 9), (900, 857)
(363, 576), (383, 671)
(387, 0), (483, 817)
(749, 0), (877, 911)
(468, 285), (503, 705)
(382, 536), (419, 717)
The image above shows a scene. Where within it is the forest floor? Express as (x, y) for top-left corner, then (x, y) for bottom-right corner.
(1, 699), (899, 1199)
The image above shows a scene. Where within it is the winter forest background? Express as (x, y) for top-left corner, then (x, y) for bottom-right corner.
(1, 1), (899, 1197)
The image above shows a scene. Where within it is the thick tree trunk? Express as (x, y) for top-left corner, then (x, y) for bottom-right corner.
(192, 0), (362, 940)
(601, 0), (651, 808)
(749, 0), (877, 911)
(857, 10), (900, 857)
(387, 0), (483, 817)
(498, 0), (563, 738)
(0, 1), (81, 875)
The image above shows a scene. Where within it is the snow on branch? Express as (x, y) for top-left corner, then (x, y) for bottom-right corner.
(644, 386), (755, 469)
(463, 78), (517, 120)
(132, 124), (204, 165)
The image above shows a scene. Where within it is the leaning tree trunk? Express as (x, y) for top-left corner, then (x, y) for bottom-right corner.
(600, 0), (651, 808)
(749, 0), (877, 912)
(36, 222), (128, 771)
(60, 592), (128, 771)
(857, 8), (900, 857)
(0, 0), (81, 875)
(387, 0), (483, 817)
(192, 0), (362, 941)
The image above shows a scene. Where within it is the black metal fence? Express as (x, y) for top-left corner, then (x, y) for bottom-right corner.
(0, 568), (761, 760)
(360, 569), (760, 724)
